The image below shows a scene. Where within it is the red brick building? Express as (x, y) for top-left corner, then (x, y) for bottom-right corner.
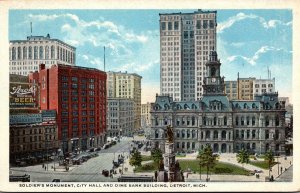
(29, 64), (107, 154)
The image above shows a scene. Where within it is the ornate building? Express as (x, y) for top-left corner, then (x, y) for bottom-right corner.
(150, 51), (286, 155)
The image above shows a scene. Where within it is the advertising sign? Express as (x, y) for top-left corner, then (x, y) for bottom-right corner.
(9, 83), (38, 108)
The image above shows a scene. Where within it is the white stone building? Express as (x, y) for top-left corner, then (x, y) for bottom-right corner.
(107, 98), (135, 137)
(159, 9), (217, 101)
(9, 34), (76, 76)
(253, 78), (275, 97)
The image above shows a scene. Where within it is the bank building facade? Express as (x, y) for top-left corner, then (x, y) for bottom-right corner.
(150, 51), (286, 155)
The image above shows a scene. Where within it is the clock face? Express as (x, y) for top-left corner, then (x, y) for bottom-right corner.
(212, 78), (216, 83)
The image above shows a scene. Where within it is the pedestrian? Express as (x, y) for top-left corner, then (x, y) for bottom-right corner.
(281, 167), (283, 173)
(45, 167), (46, 171)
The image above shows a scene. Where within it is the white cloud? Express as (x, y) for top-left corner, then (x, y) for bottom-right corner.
(227, 46), (286, 66)
(218, 12), (292, 33)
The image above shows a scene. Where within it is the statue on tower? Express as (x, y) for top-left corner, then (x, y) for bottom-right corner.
(166, 125), (174, 143)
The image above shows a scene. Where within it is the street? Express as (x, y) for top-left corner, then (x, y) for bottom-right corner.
(10, 137), (134, 182)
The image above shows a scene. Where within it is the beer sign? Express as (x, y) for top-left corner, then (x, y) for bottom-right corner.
(9, 83), (38, 108)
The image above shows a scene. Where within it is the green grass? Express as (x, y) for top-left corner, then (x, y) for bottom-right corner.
(135, 162), (158, 172)
(135, 159), (250, 175)
(249, 161), (277, 169)
(141, 155), (152, 161)
(179, 160), (250, 175)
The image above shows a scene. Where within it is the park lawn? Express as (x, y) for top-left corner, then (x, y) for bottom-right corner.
(178, 160), (250, 175)
(135, 162), (158, 172)
(135, 160), (250, 175)
(249, 161), (277, 169)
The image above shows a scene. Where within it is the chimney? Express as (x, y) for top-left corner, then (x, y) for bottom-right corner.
(39, 64), (46, 71)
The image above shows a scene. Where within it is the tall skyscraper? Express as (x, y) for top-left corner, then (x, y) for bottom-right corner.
(106, 71), (142, 131)
(9, 34), (76, 76)
(159, 9), (217, 101)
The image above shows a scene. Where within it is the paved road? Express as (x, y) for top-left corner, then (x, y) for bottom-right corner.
(10, 137), (132, 182)
(275, 165), (293, 182)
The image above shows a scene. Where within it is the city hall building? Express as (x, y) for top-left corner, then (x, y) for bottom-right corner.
(150, 51), (286, 155)
(29, 64), (107, 154)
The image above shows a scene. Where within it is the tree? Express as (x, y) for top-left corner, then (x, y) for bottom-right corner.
(236, 149), (250, 168)
(129, 148), (142, 172)
(264, 150), (275, 180)
(151, 148), (163, 169)
(198, 145), (218, 181)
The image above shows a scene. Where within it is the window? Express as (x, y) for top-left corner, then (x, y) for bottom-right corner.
(174, 21), (179, 30)
(203, 20), (208, 29)
(23, 47), (27, 59)
(184, 31), (188, 39)
(190, 31), (194, 38)
(161, 22), (166, 30)
(275, 115), (280, 126)
(224, 116), (227, 125)
(17, 47), (21, 60)
(39, 46), (44, 59)
(72, 77), (78, 82)
(12, 47), (16, 60)
(168, 22), (172, 30)
(28, 46), (32, 59)
(33, 46), (38, 59)
(252, 116), (256, 125)
(45, 46), (49, 59)
(196, 20), (201, 29)
(51, 45), (55, 59)
(209, 20), (214, 28)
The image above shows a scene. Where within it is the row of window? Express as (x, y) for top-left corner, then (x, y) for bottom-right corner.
(10, 45), (75, 64)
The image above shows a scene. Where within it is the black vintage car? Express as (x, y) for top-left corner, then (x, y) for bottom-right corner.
(102, 169), (109, 177)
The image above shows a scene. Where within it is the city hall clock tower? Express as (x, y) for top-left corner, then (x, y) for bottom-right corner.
(203, 51), (226, 96)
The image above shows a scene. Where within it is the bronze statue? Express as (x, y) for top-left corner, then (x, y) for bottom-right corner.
(166, 125), (174, 143)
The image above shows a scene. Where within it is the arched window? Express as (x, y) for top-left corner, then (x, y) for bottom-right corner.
(23, 47), (27, 59)
(211, 67), (216, 76)
(265, 130), (269, 139)
(182, 142), (185, 149)
(192, 130), (196, 138)
(252, 116), (256, 125)
(205, 131), (210, 139)
(246, 130), (250, 138)
(39, 46), (44, 59)
(187, 142), (190, 149)
(17, 47), (21, 60)
(235, 130), (239, 138)
(241, 130), (244, 138)
(51, 45), (55, 59)
(34, 46), (38, 59)
(181, 130), (185, 138)
(192, 117), (195, 126)
(192, 142), (195, 150)
(275, 115), (280, 126)
(187, 130), (190, 138)
(213, 117), (217, 125)
(177, 104), (181, 110)
(221, 130), (226, 139)
(244, 103), (247, 109)
(213, 130), (218, 139)
(164, 118), (168, 125)
(224, 116), (227, 125)
(252, 130), (256, 138)
(155, 117), (158, 126)
(164, 104), (169, 110)
(12, 47), (16, 60)
(155, 130), (159, 138)
(184, 104), (189, 109)
(252, 143), (256, 150)
(252, 103), (256, 109)
(45, 46), (49, 59)
(201, 132), (203, 139)
(265, 116), (269, 126)
(235, 116), (239, 126)
(28, 46), (32, 59)
(203, 117), (206, 126)
(246, 116), (250, 125)
(176, 130), (180, 138)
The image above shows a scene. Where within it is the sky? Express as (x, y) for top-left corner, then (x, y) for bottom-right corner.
(9, 9), (293, 104)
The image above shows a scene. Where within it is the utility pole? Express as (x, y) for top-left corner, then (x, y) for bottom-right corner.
(104, 46), (106, 71)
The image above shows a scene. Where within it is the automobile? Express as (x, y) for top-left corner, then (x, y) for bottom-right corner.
(102, 169), (109, 177)
(95, 147), (101, 151)
(52, 179), (61, 182)
(113, 161), (120, 167)
(254, 169), (263, 173)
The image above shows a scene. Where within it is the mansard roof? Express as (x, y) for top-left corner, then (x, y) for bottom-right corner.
(201, 95), (231, 111)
